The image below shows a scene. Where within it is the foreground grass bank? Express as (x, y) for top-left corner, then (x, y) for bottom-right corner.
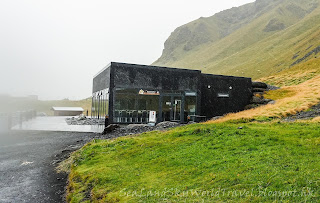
(65, 122), (319, 202)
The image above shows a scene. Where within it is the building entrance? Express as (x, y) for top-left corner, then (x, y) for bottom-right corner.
(162, 95), (183, 122)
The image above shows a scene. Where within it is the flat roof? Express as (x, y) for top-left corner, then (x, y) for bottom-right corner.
(93, 62), (201, 79)
(51, 107), (84, 112)
(93, 62), (251, 80)
(111, 62), (201, 73)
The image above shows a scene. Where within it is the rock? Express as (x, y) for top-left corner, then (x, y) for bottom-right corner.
(244, 104), (260, 110)
(102, 124), (120, 134)
(282, 102), (320, 122)
(253, 92), (264, 97)
(156, 121), (180, 129)
(252, 88), (267, 93)
(77, 114), (86, 121)
(127, 124), (149, 129)
(267, 85), (280, 91)
(211, 116), (223, 121)
(251, 96), (264, 104)
(250, 95), (274, 105)
(268, 100), (276, 105)
(264, 99), (273, 103)
(252, 81), (268, 89)
(65, 117), (105, 125)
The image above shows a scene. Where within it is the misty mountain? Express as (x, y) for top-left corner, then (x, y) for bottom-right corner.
(153, 0), (320, 79)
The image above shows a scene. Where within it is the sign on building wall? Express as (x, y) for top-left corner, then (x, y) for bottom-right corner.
(218, 93), (230, 98)
(139, 89), (160, 95)
(149, 111), (157, 123)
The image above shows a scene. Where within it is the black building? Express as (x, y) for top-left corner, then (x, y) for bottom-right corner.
(92, 62), (252, 124)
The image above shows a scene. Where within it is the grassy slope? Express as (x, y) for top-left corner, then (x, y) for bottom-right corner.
(66, 122), (319, 202)
(210, 75), (320, 123)
(153, 0), (281, 66)
(153, 0), (320, 80)
(260, 58), (320, 87)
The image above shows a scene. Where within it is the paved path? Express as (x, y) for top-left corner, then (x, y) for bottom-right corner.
(0, 130), (94, 203)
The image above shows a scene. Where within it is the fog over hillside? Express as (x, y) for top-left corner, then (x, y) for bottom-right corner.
(0, 0), (254, 100)
(153, 0), (320, 79)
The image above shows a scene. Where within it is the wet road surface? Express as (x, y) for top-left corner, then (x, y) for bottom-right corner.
(0, 130), (94, 203)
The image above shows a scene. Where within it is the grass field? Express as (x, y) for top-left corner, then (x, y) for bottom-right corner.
(64, 122), (319, 202)
(260, 58), (320, 87)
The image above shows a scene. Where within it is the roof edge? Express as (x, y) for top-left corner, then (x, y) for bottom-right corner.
(110, 62), (202, 73)
(93, 62), (112, 78)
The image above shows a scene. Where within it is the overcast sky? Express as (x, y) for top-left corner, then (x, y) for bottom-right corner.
(0, 0), (255, 100)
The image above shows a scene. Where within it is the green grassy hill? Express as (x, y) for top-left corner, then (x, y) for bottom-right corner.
(64, 122), (319, 202)
(153, 0), (320, 80)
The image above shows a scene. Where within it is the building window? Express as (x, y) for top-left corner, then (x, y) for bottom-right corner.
(92, 88), (109, 119)
(114, 88), (159, 123)
(185, 96), (197, 121)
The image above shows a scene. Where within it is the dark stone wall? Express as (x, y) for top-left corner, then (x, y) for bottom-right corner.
(200, 74), (252, 118)
(92, 65), (111, 93)
(111, 62), (200, 91)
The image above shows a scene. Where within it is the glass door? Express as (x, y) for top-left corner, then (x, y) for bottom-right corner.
(162, 96), (172, 121)
(173, 97), (181, 121)
(161, 95), (182, 122)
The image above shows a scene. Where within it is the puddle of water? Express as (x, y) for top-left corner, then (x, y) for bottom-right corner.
(12, 117), (104, 133)
(21, 161), (34, 166)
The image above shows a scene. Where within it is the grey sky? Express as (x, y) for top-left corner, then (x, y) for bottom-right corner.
(0, 0), (255, 100)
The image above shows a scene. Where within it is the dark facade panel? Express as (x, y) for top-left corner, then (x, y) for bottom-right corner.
(200, 74), (252, 118)
(92, 62), (252, 124)
(111, 62), (200, 91)
(92, 64), (111, 93)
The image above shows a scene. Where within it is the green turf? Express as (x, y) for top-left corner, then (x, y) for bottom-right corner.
(66, 122), (320, 202)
